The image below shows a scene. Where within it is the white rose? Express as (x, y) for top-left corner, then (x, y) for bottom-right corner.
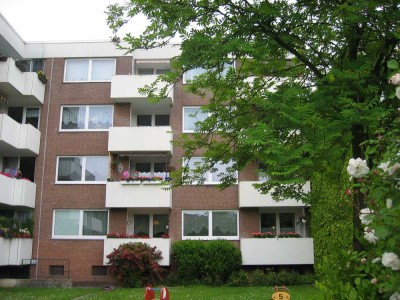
(364, 228), (378, 244)
(390, 292), (400, 300)
(382, 252), (400, 271)
(389, 73), (400, 85)
(347, 158), (369, 179)
(387, 199), (393, 209)
(359, 207), (373, 225)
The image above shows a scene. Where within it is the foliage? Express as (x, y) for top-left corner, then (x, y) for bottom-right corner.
(227, 270), (250, 287)
(172, 240), (242, 285)
(106, 242), (165, 287)
(252, 269), (315, 286)
(310, 170), (353, 278)
(0, 216), (33, 238)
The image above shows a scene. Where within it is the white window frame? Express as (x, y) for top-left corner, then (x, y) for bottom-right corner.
(55, 156), (108, 184)
(182, 106), (208, 133)
(259, 209), (302, 236)
(63, 58), (116, 83)
(59, 105), (113, 131)
(182, 210), (239, 240)
(126, 212), (169, 238)
(52, 209), (109, 240)
(182, 157), (237, 185)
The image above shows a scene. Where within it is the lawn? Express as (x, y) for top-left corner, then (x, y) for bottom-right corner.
(0, 285), (322, 300)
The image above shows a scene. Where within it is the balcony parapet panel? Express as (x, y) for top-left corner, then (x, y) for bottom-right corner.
(105, 181), (172, 208)
(0, 114), (40, 156)
(240, 238), (314, 265)
(0, 238), (33, 266)
(108, 126), (173, 154)
(239, 181), (310, 208)
(0, 175), (36, 208)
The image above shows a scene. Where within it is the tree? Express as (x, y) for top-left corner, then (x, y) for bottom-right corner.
(106, 0), (400, 291)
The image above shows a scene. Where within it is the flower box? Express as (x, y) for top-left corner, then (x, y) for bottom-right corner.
(37, 71), (48, 84)
(15, 60), (28, 72)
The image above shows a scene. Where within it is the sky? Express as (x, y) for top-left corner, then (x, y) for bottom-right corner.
(0, 0), (149, 42)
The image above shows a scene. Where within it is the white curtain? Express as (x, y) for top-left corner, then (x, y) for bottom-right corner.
(183, 107), (207, 131)
(212, 211), (237, 236)
(183, 211), (209, 236)
(83, 211), (108, 235)
(54, 211), (80, 235)
(91, 60), (114, 81)
(62, 107), (85, 129)
(88, 106), (112, 129)
(65, 60), (89, 81)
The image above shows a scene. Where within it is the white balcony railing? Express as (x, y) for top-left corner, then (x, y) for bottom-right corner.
(111, 75), (173, 103)
(105, 181), (172, 208)
(108, 126), (173, 153)
(103, 238), (170, 266)
(0, 113), (41, 156)
(240, 238), (314, 265)
(0, 238), (33, 265)
(238, 181), (310, 208)
(0, 58), (45, 105)
(0, 175), (36, 208)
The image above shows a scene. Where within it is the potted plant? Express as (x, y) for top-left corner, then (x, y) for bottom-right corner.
(0, 55), (8, 62)
(37, 70), (48, 84)
(15, 60), (28, 72)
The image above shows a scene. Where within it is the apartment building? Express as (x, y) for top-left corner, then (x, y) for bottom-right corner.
(0, 14), (313, 285)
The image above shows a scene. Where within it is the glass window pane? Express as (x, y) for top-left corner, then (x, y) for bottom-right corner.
(88, 106), (112, 129)
(137, 68), (154, 75)
(83, 211), (108, 235)
(153, 163), (165, 178)
(183, 211), (209, 236)
(134, 215), (150, 236)
(280, 213), (295, 233)
(137, 115), (152, 126)
(153, 214), (168, 237)
(185, 157), (206, 182)
(212, 211), (237, 236)
(2, 157), (19, 176)
(211, 161), (233, 183)
(65, 60), (89, 81)
(185, 67), (207, 81)
(61, 107), (86, 129)
(85, 157), (108, 181)
(156, 69), (170, 75)
(136, 163), (151, 177)
(57, 157), (82, 181)
(183, 107), (207, 131)
(8, 107), (23, 123)
(155, 114), (169, 126)
(54, 211), (79, 235)
(260, 213), (276, 234)
(91, 60), (114, 81)
(26, 108), (40, 129)
(32, 59), (44, 73)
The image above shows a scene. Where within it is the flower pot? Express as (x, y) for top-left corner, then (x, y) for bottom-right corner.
(38, 74), (48, 84)
(15, 60), (28, 72)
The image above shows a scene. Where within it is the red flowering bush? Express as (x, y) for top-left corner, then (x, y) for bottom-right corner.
(107, 242), (165, 287)
(252, 232), (275, 238)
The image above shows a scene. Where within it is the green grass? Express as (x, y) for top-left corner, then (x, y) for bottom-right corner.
(0, 285), (322, 300)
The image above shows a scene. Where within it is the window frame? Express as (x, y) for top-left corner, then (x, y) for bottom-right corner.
(183, 62), (234, 84)
(52, 209), (109, 240)
(63, 58), (116, 83)
(126, 213), (169, 238)
(59, 105), (113, 131)
(182, 106), (208, 133)
(182, 210), (239, 240)
(55, 156), (109, 184)
(260, 211), (297, 234)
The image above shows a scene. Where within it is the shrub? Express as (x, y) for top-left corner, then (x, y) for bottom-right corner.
(172, 240), (242, 285)
(172, 240), (207, 282)
(107, 242), (165, 287)
(252, 269), (268, 286)
(203, 240), (242, 285)
(264, 269), (315, 286)
(227, 270), (250, 287)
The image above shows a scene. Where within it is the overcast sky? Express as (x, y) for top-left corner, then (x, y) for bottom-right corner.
(0, 0), (148, 42)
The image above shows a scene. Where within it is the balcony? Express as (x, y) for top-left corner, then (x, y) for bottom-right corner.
(0, 175), (36, 208)
(108, 126), (173, 154)
(0, 58), (45, 106)
(105, 181), (172, 208)
(0, 238), (33, 265)
(111, 75), (173, 104)
(240, 238), (314, 265)
(0, 114), (41, 156)
(103, 238), (170, 266)
(238, 181), (310, 208)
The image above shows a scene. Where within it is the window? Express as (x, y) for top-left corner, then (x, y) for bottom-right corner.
(136, 114), (170, 126)
(49, 265), (64, 276)
(60, 105), (113, 130)
(183, 62), (233, 83)
(127, 213), (169, 238)
(183, 157), (236, 184)
(53, 210), (108, 238)
(258, 163), (269, 182)
(92, 266), (108, 276)
(17, 59), (44, 72)
(260, 212), (295, 234)
(56, 156), (108, 183)
(137, 68), (170, 75)
(182, 210), (238, 239)
(183, 107), (208, 132)
(131, 162), (166, 178)
(8, 107), (40, 129)
(64, 59), (115, 82)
